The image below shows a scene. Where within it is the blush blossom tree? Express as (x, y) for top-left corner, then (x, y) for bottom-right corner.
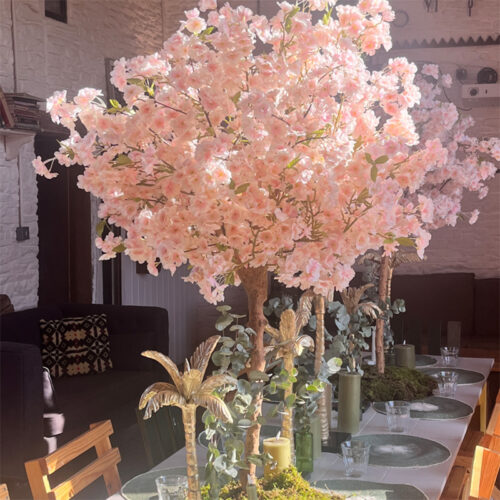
(33, 0), (459, 482)
(372, 65), (499, 373)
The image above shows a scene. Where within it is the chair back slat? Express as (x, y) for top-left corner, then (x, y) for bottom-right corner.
(25, 420), (121, 500)
(41, 420), (114, 474)
(50, 448), (120, 500)
(0, 484), (10, 500)
(487, 400), (500, 437)
(480, 433), (500, 453)
(469, 445), (500, 499)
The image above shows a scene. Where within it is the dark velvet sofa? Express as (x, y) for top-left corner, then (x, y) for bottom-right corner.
(0, 303), (169, 488)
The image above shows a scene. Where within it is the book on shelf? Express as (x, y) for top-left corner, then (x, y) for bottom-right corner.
(0, 87), (41, 131)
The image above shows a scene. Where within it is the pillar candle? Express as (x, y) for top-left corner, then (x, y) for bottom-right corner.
(337, 371), (361, 434)
(263, 436), (291, 477)
(395, 344), (415, 369)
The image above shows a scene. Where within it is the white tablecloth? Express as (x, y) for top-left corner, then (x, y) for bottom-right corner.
(109, 356), (493, 500)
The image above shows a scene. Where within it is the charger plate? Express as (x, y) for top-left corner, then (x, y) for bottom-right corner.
(122, 467), (201, 500)
(351, 434), (450, 467)
(419, 367), (485, 385)
(313, 479), (428, 499)
(415, 354), (437, 367)
(372, 396), (473, 420)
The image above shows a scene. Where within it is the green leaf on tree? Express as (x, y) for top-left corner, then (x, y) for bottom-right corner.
(396, 237), (416, 247)
(234, 183), (250, 194)
(370, 165), (378, 182)
(375, 155), (389, 164)
(96, 220), (106, 237)
(112, 243), (126, 253)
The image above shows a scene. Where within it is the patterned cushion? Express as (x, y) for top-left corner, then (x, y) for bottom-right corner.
(40, 314), (113, 377)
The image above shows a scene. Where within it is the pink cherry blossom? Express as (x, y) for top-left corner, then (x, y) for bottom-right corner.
(32, 0), (498, 304)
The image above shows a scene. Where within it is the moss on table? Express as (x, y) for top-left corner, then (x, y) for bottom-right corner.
(201, 467), (344, 499)
(360, 365), (437, 402)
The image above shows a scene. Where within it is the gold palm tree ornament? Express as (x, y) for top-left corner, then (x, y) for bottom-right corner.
(139, 335), (235, 500)
(265, 308), (314, 458)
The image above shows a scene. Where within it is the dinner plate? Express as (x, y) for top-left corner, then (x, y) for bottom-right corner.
(313, 479), (428, 499)
(372, 396), (473, 420)
(419, 367), (485, 385)
(415, 354), (438, 367)
(351, 434), (450, 467)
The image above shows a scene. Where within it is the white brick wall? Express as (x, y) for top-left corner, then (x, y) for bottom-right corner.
(0, 0), (171, 309)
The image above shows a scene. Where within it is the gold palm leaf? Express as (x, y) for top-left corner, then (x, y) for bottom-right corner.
(181, 369), (204, 400)
(358, 301), (382, 320)
(340, 283), (374, 315)
(293, 335), (315, 357)
(141, 387), (187, 419)
(189, 335), (221, 377)
(192, 393), (233, 423)
(296, 288), (315, 332)
(199, 373), (236, 394)
(139, 382), (178, 410)
(142, 350), (182, 391)
(264, 324), (280, 339)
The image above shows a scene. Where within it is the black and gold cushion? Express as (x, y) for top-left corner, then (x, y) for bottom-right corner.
(40, 314), (113, 377)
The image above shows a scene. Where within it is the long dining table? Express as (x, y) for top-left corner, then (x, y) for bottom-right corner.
(110, 356), (493, 500)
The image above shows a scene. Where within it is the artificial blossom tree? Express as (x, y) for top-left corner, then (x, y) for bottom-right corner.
(33, 0), (462, 484)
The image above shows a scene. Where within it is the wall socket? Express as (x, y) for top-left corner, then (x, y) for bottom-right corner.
(16, 226), (30, 241)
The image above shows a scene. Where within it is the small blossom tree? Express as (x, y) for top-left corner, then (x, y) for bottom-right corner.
(371, 66), (499, 373)
(34, 0), (460, 483)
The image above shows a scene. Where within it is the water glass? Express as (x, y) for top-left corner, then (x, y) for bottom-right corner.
(385, 401), (411, 433)
(340, 440), (370, 477)
(441, 346), (459, 367)
(155, 475), (188, 500)
(436, 370), (459, 397)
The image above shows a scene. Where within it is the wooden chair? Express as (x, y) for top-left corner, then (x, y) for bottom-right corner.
(457, 390), (500, 467)
(136, 406), (185, 468)
(24, 420), (121, 500)
(0, 484), (10, 500)
(441, 444), (500, 499)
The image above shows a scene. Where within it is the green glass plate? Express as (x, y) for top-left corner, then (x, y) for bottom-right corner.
(121, 467), (202, 500)
(420, 367), (485, 385)
(415, 354), (437, 367)
(351, 434), (450, 467)
(314, 479), (428, 499)
(372, 396), (473, 420)
(198, 424), (280, 450)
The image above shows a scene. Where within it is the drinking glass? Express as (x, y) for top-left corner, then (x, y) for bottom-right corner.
(436, 370), (459, 397)
(385, 401), (411, 433)
(155, 475), (188, 500)
(441, 346), (459, 367)
(340, 440), (370, 477)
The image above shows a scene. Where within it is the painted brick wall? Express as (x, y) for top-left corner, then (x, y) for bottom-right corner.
(0, 0), (169, 309)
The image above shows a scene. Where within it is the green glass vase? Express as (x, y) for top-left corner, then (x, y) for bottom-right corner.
(295, 430), (313, 474)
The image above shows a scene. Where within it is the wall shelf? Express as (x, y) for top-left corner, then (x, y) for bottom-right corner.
(0, 128), (36, 161)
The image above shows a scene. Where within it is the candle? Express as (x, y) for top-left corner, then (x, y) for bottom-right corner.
(263, 436), (291, 477)
(395, 344), (415, 369)
(337, 371), (361, 434)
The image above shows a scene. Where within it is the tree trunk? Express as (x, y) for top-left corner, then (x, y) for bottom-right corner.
(182, 404), (201, 500)
(375, 255), (391, 374)
(313, 295), (329, 443)
(237, 266), (269, 485)
(282, 352), (295, 459)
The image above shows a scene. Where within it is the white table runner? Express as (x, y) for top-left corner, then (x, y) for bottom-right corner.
(109, 356), (493, 500)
